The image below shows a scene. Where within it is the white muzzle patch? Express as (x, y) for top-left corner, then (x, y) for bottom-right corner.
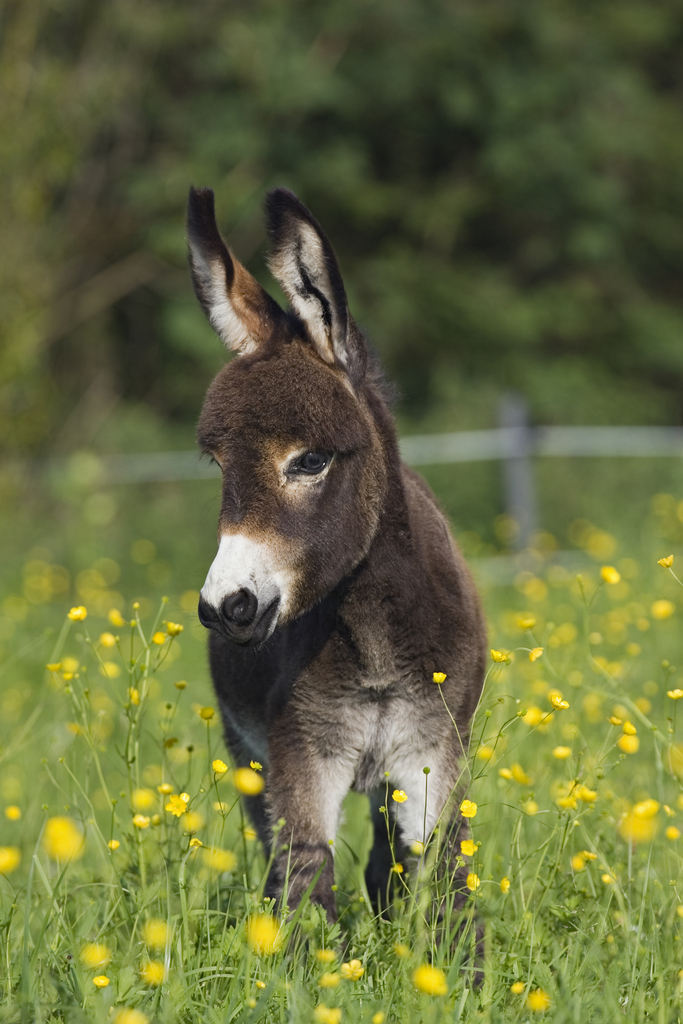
(200, 533), (293, 622)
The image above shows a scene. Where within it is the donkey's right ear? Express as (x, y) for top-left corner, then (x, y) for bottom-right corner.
(187, 187), (283, 354)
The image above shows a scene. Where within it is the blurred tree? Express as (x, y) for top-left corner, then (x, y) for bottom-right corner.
(3, 0), (683, 457)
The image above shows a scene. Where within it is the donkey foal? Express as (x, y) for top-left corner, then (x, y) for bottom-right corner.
(188, 185), (487, 923)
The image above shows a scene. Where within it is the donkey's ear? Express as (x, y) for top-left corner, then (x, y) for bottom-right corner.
(265, 188), (366, 383)
(187, 187), (283, 354)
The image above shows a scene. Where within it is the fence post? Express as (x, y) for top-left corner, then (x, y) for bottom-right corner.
(498, 392), (538, 551)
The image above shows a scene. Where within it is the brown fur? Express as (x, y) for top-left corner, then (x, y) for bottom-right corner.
(188, 186), (487, 922)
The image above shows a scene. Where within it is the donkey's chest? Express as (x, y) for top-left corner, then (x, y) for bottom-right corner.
(328, 692), (441, 794)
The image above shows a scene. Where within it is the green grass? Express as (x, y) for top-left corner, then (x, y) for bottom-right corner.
(4, 485), (683, 1022)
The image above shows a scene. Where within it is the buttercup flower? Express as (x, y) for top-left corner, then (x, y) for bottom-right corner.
(466, 872), (480, 890)
(600, 566), (620, 585)
(668, 689), (683, 700)
(247, 914), (282, 955)
(432, 671), (447, 684)
(391, 862), (404, 874)
(234, 767), (265, 795)
(5, 806), (21, 821)
(93, 976), (110, 987)
(500, 876), (510, 893)
(142, 919), (169, 949)
(0, 848), (21, 874)
(553, 746), (571, 759)
(152, 632), (166, 645)
(165, 622), (183, 636)
(199, 706), (215, 720)
(314, 1007), (342, 1024)
(114, 1011), (149, 1024)
(666, 826), (681, 840)
(658, 555), (674, 568)
(157, 783), (173, 794)
(460, 799), (477, 818)
(165, 793), (190, 817)
(80, 943), (111, 968)
(132, 815), (150, 829)
(392, 789), (408, 804)
(490, 649), (508, 663)
(340, 959), (364, 981)
(510, 981), (525, 994)
(46, 662), (62, 672)
(212, 759), (228, 774)
(412, 964), (448, 996)
(549, 694), (569, 710)
(189, 837), (203, 848)
(99, 632), (117, 647)
(652, 600), (675, 620)
(141, 961), (164, 986)
(618, 734), (639, 754)
(316, 949), (336, 964)
(128, 687), (139, 704)
(43, 816), (85, 860)
(527, 989), (551, 1012)
(460, 839), (476, 856)
(529, 647), (543, 662)
(108, 608), (126, 627)
(202, 847), (237, 873)
(68, 606), (87, 621)
(516, 614), (536, 630)
(623, 721), (637, 735)
(107, 839), (120, 850)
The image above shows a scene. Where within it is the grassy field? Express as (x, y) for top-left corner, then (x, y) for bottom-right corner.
(3, 481), (683, 1021)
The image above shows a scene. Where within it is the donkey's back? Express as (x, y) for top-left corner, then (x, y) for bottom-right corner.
(189, 185), (486, 919)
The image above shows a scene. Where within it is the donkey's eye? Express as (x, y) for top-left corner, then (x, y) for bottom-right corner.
(290, 450), (331, 476)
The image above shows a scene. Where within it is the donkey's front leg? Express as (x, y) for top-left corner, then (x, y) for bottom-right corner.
(266, 734), (355, 921)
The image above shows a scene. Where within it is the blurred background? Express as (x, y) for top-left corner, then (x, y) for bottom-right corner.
(3, 0), (683, 626)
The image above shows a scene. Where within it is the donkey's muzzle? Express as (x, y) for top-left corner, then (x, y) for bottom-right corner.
(198, 589), (279, 646)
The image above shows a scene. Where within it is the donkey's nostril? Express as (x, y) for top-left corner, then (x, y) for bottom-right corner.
(221, 588), (258, 628)
(198, 596), (219, 629)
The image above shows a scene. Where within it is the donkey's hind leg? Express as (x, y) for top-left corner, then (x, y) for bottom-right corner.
(364, 790), (407, 916)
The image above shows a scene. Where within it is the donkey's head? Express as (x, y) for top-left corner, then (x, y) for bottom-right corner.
(189, 187), (389, 646)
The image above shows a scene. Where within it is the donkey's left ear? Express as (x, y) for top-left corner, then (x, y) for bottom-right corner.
(265, 188), (366, 384)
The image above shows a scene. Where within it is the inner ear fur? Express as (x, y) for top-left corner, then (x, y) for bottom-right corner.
(187, 187), (283, 354)
(265, 187), (366, 383)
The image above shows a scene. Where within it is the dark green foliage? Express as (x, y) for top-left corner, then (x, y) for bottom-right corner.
(3, 0), (683, 459)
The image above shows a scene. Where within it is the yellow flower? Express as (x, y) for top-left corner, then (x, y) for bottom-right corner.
(529, 647), (543, 662)
(609, 716), (622, 726)
(128, 687), (140, 704)
(92, 976), (110, 987)
(4, 806), (21, 821)
(243, 826), (257, 840)
(432, 671), (447, 684)
(250, 760), (263, 771)
(391, 862), (404, 874)
(99, 661), (120, 679)
(108, 608), (126, 627)
(99, 632), (117, 648)
(394, 943), (410, 958)
(165, 793), (190, 817)
(132, 789), (154, 811)
(68, 606), (87, 621)
(410, 840), (425, 855)
(524, 800), (539, 815)
(316, 948), (336, 964)
(460, 839), (476, 857)
(622, 721), (637, 735)
(658, 555), (674, 568)
(114, 1010), (149, 1024)
(165, 622), (183, 636)
(132, 814), (150, 829)
(314, 1007), (342, 1024)
(234, 767), (265, 795)
(490, 649), (508, 663)
(107, 839), (120, 851)
(633, 798), (659, 818)
(392, 789), (408, 804)
(157, 783), (173, 795)
(340, 959), (364, 981)
(466, 872), (480, 891)
(181, 811), (204, 831)
(46, 662), (62, 672)
(152, 632), (166, 645)
(199, 706), (215, 720)
(666, 826), (681, 840)
(460, 799), (477, 818)
(617, 734), (639, 754)
(527, 989), (551, 1012)
(549, 694), (569, 710)
(570, 853), (586, 871)
(372, 1015), (385, 1024)
(412, 963), (448, 996)
(174, 680), (187, 690)
(80, 943), (111, 969)
(202, 847), (237, 873)
(601, 873), (614, 884)
(141, 960), (164, 986)
(247, 914), (282, 955)
(516, 614), (536, 630)
(43, 816), (85, 860)
(575, 785), (597, 804)
(652, 599), (675, 620)
(510, 981), (525, 994)
(141, 919), (168, 949)
(619, 805), (658, 843)
(500, 876), (510, 893)
(0, 847), (21, 874)
(476, 745), (494, 762)
(189, 837), (203, 848)
(582, 850), (597, 860)
(665, 804), (675, 816)
(212, 759), (228, 774)
(499, 768), (513, 780)
(256, 980), (266, 989)
(511, 763), (533, 786)
(553, 746), (571, 760)
(668, 689), (683, 700)
(600, 566), (620, 585)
